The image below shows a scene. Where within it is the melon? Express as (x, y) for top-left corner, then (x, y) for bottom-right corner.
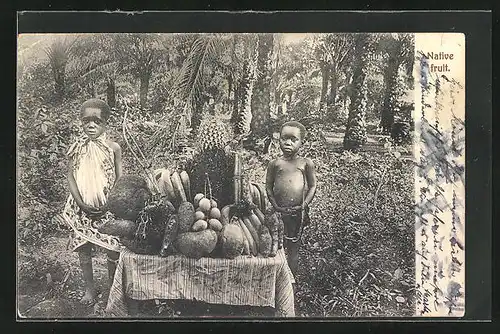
(220, 224), (244, 259)
(175, 229), (218, 259)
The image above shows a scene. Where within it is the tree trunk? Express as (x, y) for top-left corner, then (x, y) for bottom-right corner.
(326, 70), (338, 120)
(235, 61), (255, 135)
(343, 34), (369, 151)
(250, 33), (274, 139)
(319, 63), (330, 115)
(190, 97), (204, 134)
(139, 73), (150, 109)
(53, 67), (66, 100)
(106, 77), (116, 108)
(380, 42), (401, 133)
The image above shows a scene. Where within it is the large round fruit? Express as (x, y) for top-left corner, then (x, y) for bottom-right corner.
(193, 193), (205, 207)
(198, 198), (212, 212)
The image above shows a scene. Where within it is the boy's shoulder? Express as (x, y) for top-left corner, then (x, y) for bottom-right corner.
(301, 156), (315, 165)
(105, 139), (121, 152)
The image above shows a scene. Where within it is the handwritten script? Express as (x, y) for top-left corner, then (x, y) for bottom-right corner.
(414, 39), (465, 317)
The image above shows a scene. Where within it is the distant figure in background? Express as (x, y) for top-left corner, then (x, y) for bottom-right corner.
(265, 121), (317, 285)
(61, 99), (123, 305)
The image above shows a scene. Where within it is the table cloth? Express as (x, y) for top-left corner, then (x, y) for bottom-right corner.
(105, 248), (295, 317)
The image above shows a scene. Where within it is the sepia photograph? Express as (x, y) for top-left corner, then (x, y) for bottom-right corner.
(16, 30), (465, 319)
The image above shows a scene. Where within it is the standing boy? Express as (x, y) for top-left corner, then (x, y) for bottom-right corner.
(265, 121), (317, 281)
(62, 99), (123, 305)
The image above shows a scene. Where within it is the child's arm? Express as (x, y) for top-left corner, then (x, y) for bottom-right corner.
(302, 158), (317, 208)
(110, 141), (123, 181)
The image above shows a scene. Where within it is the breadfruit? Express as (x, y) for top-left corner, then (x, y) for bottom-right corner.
(105, 175), (152, 221)
(175, 229), (218, 259)
(220, 223), (244, 259)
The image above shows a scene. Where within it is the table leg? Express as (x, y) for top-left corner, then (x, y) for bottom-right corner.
(126, 297), (140, 317)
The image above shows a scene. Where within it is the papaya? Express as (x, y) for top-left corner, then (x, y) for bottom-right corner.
(171, 171), (188, 203)
(159, 214), (179, 257)
(175, 229), (218, 259)
(258, 225), (272, 258)
(178, 201), (195, 233)
(220, 223), (244, 259)
(179, 171), (191, 202)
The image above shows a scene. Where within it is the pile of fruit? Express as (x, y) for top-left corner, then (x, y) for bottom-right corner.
(98, 158), (285, 259)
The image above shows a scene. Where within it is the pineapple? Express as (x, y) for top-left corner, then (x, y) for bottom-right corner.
(187, 114), (236, 208)
(195, 114), (233, 152)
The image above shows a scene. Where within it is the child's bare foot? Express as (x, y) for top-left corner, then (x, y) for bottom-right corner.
(80, 288), (98, 305)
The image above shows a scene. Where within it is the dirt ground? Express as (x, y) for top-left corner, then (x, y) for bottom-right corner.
(17, 231), (286, 318)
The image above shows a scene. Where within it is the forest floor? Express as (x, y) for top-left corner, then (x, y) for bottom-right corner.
(18, 136), (415, 319)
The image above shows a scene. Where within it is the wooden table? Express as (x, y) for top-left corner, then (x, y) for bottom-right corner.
(105, 248), (295, 317)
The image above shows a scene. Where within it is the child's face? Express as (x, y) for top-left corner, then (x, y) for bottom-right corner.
(81, 107), (107, 139)
(279, 126), (302, 157)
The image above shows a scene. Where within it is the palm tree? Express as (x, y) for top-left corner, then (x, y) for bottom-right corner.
(379, 33), (415, 133)
(250, 33), (274, 141)
(343, 33), (370, 151)
(314, 34), (355, 118)
(69, 34), (123, 107)
(170, 33), (233, 133)
(45, 36), (76, 100)
(115, 33), (163, 109)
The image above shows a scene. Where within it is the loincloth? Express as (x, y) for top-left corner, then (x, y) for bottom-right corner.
(279, 206), (310, 239)
(62, 196), (122, 253)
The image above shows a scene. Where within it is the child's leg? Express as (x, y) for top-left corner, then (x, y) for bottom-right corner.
(284, 239), (300, 278)
(283, 215), (300, 280)
(78, 243), (97, 304)
(106, 250), (120, 287)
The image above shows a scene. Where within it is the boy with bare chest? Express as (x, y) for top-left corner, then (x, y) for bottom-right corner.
(266, 121), (317, 280)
